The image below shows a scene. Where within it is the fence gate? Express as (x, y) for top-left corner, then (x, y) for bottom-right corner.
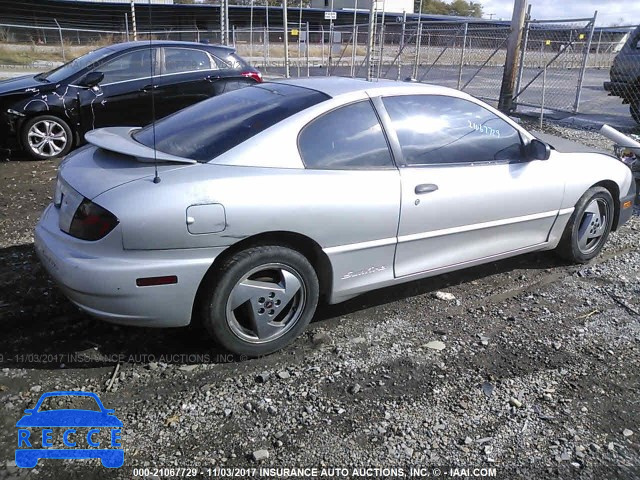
(514, 15), (596, 114)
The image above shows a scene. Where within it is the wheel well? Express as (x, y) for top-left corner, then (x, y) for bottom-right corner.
(593, 180), (621, 231)
(191, 231), (333, 322)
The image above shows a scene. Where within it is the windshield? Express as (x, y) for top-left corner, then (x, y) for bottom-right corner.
(37, 395), (101, 412)
(134, 83), (329, 162)
(36, 47), (116, 83)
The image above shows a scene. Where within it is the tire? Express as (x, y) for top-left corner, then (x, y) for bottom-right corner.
(631, 101), (640, 124)
(21, 115), (73, 160)
(201, 245), (319, 356)
(556, 186), (615, 263)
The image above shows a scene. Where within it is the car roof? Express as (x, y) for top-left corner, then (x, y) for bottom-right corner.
(273, 76), (461, 99)
(104, 40), (235, 53)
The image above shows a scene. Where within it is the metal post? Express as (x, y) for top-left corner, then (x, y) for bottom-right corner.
(283, 0), (290, 78)
(130, 0), (137, 41)
(540, 66), (546, 128)
(595, 29), (602, 68)
(232, 25), (236, 47)
(365, 0), (376, 81)
(263, 26), (268, 71)
(220, 0), (228, 45)
(306, 22), (310, 76)
(54, 19), (65, 62)
(498, 0), (528, 112)
(376, 0), (386, 79)
(321, 24), (325, 67)
(249, 0), (254, 62)
(412, 0), (423, 79)
(574, 11), (597, 113)
(327, 0), (334, 75)
(125, 13), (130, 42)
(351, 0), (358, 77)
(397, 10), (406, 80)
(413, 23), (422, 79)
(457, 22), (467, 89)
(298, 0), (303, 76)
(265, 0), (270, 63)
(514, 4), (531, 105)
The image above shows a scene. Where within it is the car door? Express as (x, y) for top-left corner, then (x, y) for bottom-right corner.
(78, 47), (157, 131)
(380, 94), (564, 278)
(152, 47), (221, 119)
(296, 99), (401, 294)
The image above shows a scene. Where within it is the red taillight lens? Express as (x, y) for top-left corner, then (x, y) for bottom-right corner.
(69, 199), (119, 241)
(241, 71), (263, 83)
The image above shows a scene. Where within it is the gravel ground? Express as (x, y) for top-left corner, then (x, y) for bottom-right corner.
(0, 124), (639, 480)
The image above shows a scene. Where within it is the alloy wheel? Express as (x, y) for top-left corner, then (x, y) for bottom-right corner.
(225, 263), (306, 344)
(576, 198), (609, 255)
(27, 119), (68, 158)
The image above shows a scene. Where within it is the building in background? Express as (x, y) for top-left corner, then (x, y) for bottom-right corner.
(310, 0), (413, 14)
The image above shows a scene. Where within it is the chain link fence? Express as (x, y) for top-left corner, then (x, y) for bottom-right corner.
(0, 13), (639, 127)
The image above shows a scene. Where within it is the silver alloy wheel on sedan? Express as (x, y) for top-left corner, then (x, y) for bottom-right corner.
(576, 198), (609, 255)
(225, 263), (306, 344)
(27, 119), (68, 157)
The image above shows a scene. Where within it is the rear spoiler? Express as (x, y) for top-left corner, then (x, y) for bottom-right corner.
(85, 127), (197, 164)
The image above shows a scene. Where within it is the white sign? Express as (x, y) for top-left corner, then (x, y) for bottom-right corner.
(324, 11), (337, 20)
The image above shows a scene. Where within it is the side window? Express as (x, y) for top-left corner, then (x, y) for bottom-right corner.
(298, 101), (394, 169)
(382, 95), (524, 165)
(97, 49), (156, 84)
(162, 48), (213, 74)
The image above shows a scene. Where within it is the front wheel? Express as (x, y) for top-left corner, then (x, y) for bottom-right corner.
(21, 115), (73, 160)
(201, 245), (319, 356)
(556, 186), (614, 263)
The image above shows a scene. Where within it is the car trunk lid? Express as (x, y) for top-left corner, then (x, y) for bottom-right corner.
(59, 127), (196, 201)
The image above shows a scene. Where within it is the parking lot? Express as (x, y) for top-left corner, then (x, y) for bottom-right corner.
(0, 121), (638, 478)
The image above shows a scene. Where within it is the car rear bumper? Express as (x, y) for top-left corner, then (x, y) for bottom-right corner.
(34, 204), (226, 327)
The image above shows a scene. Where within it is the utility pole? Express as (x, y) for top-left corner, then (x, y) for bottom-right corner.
(130, 0), (137, 41)
(498, 0), (527, 112)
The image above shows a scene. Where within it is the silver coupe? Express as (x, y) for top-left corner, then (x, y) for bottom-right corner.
(35, 78), (636, 356)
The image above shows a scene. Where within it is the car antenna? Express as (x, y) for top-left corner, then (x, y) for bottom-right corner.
(148, 3), (161, 184)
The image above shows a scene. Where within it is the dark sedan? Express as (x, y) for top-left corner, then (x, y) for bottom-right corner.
(0, 41), (262, 160)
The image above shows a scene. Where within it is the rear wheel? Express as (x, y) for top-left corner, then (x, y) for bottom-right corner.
(22, 115), (73, 160)
(201, 245), (319, 356)
(556, 186), (614, 263)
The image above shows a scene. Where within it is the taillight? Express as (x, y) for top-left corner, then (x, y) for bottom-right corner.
(68, 199), (119, 241)
(241, 71), (263, 83)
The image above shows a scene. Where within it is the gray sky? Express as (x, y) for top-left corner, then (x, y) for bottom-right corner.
(480, 0), (639, 26)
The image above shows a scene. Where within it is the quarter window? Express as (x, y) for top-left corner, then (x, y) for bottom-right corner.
(298, 101), (394, 169)
(97, 48), (157, 84)
(162, 47), (213, 74)
(382, 95), (524, 165)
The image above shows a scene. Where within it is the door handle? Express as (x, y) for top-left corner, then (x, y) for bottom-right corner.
(414, 183), (439, 194)
(140, 84), (158, 92)
(205, 75), (221, 82)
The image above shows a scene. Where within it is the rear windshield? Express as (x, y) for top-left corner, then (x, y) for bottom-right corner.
(134, 83), (329, 162)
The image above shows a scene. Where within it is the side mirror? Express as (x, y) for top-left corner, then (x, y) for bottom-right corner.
(23, 409), (35, 414)
(526, 139), (551, 161)
(79, 71), (104, 88)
